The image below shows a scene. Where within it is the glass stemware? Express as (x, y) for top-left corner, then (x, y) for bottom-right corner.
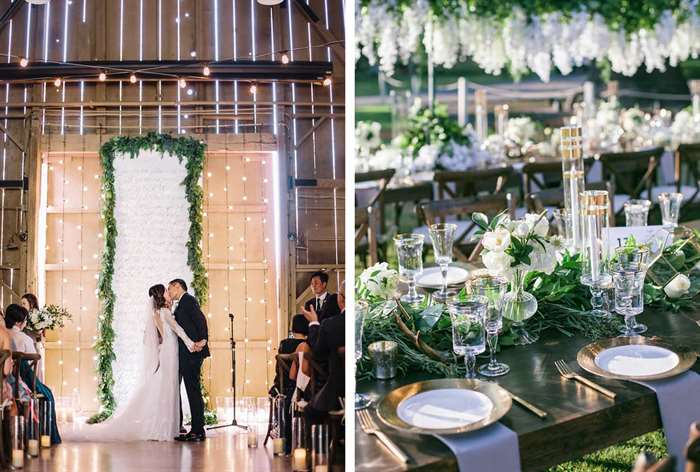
(428, 223), (457, 302)
(624, 199), (651, 227)
(470, 276), (510, 377)
(612, 246), (649, 336)
(394, 233), (425, 304)
(447, 296), (487, 379)
(355, 300), (371, 409)
(658, 192), (683, 228)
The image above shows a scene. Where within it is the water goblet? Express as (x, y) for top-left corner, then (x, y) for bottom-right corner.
(624, 199), (651, 227)
(447, 296), (487, 379)
(428, 223), (457, 302)
(657, 192), (683, 228)
(354, 300), (371, 409)
(612, 246), (649, 336)
(470, 276), (510, 377)
(394, 233), (425, 304)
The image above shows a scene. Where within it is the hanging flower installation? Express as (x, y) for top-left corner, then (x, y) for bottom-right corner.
(356, 0), (700, 81)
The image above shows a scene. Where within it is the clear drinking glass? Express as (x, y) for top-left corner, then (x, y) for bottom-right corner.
(354, 300), (371, 409)
(658, 192), (683, 228)
(624, 199), (652, 227)
(394, 233), (425, 304)
(447, 296), (487, 379)
(470, 276), (510, 377)
(612, 246), (649, 336)
(428, 223), (457, 302)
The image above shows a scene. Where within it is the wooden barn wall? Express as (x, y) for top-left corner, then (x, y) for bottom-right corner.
(0, 0), (344, 409)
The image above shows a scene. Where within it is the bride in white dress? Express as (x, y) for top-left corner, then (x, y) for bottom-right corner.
(64, 284), (205, 442)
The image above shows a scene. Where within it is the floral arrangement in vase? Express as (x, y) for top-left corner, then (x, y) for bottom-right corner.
(27, 304), (73, 333)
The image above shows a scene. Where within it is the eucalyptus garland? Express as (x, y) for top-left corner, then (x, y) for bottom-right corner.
(89, 132), (208, 423)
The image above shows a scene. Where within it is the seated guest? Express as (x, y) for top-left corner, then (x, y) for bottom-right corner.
(0, 309), (15, 404)
(303, 281), (345, 425)
(5, 304), (61, 444)
(304, 271), (341, 323)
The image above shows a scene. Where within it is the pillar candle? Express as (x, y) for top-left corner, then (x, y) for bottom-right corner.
(12, 449), (24, 468)
(272, 437), (285, 455)
(41, 435), (51, 448)
(28, 439), (39, 456)
(314, 466), (328, 472)
(293, 448), (308, 470)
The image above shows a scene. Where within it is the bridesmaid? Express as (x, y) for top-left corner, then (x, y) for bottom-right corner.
(20, 293), (45, 382)
(5, 304), (61, 444)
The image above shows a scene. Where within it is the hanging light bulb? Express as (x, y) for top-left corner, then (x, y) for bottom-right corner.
(249, 83), (257, 94)
(19, 57), (28, 68)
(202, 65), (211, 76)
(98, 71), (107, 82)
(323, 76), (332, 86)
(129, 73), (137, 84)
(179, 78), (187, 88)
(280, 53), (289, 64)
(53, 77), (62, 87)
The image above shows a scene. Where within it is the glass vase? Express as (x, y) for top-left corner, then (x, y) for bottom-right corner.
(501, 269), (538, 345)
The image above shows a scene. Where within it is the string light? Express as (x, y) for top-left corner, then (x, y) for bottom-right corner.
(323, 76), (332, 86)
(281, 53), (289, 64)
(202, 65), (211, 76)
(19, 57), (28, 67)
(98, 71), (106, 81)
(53, 77), (62, 87)
(178, 78), (187, 88)
(249, 83), (257, 94)
(129, 73), (137, 84)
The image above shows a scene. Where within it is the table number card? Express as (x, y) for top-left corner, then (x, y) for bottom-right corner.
(602, 226), (670, 258)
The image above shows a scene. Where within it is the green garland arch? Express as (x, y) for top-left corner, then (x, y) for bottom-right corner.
(89, 132), (208, 423)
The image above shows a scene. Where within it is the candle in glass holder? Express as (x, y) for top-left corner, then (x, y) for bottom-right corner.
(314, 466), (328, 472)
(247, 429), (258, 448)
(272, 437), (285, 455)
(12, 449), (23, 468)
(41, 435), (51, 448)
(560, 126), (586, 252)
(28, 439), (39, 456)
(293, 448), (308, 470)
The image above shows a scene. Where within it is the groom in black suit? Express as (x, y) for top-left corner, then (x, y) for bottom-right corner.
(168, 279), (210, 442)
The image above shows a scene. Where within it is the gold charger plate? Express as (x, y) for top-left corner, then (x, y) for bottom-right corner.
(376, 378), (512, 435)
(577, 336), (698, 381)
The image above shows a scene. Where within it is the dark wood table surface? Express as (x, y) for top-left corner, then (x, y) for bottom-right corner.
(356, 308), (700, 472)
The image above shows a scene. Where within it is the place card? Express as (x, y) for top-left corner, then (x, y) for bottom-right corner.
(602, 226), (670, 258)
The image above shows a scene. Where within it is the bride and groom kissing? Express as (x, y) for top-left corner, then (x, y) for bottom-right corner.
(66, 279), (210, 443)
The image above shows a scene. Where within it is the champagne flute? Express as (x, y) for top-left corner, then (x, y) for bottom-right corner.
(428, 223), (457, 302)
(355, 300), (371, 409)
(447, 296), (487, 379)
(470, 276), (510, 377)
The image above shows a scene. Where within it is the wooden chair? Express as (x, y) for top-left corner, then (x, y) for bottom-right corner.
(418, 193), (517, 262)
(599, 147), (663, 215)
(434, 165), (515, 200)
(355, 169), (395, 267)
(522, 158), (595, 209)
(526, 181), (617, 227)
(674, 143), (700, 205)
(264, 353), (296, 447)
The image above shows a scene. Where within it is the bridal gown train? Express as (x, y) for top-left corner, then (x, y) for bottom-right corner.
(64, 307), (195, 442)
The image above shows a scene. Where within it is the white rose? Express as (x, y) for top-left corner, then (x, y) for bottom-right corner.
(482, 228), (511, 252)
(482, 250), (513, 276)
(511, 220), (530, 238)
(664, 273), (691, 299)
(525, 213), (549, 238)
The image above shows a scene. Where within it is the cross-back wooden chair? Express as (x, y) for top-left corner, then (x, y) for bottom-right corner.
(434, 165), (515, 200)
(355, 169), (396, 267)
(418, 193), (516, 262)
(599, 147), (663, 214)
(675, 143), (700, 205)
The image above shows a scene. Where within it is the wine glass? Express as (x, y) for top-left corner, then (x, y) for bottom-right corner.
(355, 300), (371, 409)
(470, 276), (510, 377)
(428, 223), (457, 302)
(394, 233), (425, 304)
(657, 192), (683, 228)
(447, 296), (487, 379)
(612, 246), (649, 336)
(624, 199), (651, 227)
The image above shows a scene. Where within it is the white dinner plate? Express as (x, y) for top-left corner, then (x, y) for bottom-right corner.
(396, 388), (493, 430)
(594, 344), (680, 377)
(415, 266), (469, 289)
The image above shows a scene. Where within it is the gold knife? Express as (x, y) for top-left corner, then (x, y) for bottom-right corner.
(508, 391), (548, 419)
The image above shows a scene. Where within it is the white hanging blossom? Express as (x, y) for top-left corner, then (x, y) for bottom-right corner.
(357, 1), (700, 81)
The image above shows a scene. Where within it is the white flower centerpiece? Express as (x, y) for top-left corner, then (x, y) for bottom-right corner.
(357, 262), (400, 303)
(474, 210), (557, 345)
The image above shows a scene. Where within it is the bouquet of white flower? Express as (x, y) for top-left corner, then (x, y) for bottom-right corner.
(357, 262), (400, 302)
(27, 304), (72, 333)
(474, 211), (557, 280)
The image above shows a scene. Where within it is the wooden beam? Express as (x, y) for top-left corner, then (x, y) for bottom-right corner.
(291, 0), (344, 65)
(294, 115), (327, 150)
(0, 123), (25, 153)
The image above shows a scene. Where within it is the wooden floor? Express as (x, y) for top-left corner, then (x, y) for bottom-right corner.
(23, 422), (294, 472)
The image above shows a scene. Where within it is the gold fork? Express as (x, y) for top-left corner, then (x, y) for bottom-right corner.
(554, 359), (617, 399)
(357, 409), (409, 463)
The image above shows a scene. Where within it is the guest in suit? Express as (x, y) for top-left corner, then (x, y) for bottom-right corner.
(303, 271), (341, 323)
(5, 304), (61, 444)
(168, 279), (209, 442)
(302, 281), (345, 424)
